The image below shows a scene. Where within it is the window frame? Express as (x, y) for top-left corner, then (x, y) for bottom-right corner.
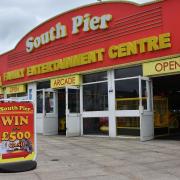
(82, 72), (109, 112)
(36, 89), (56, 114)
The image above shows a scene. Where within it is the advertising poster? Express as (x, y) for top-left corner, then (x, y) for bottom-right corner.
(0, 101), (36, 163)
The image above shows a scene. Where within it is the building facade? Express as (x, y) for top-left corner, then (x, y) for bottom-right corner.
(0, 0), (180, 141)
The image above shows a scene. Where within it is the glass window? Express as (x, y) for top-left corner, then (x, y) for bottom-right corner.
(83, 117), (109, 135)
(68, 89), (80, 113)
(115, 78), (139, 110)
(37, 81), (50, 89)
(7, 94), (17, 98)
(7, 92), (27, 100)
(37, 91), (43, 113)
(154, 97), (169, 136)
(116, 117), (140, 136)
(28, 89), (33, 100)
(83, 72), (107, 83)
(141, 80), (147, 110)
(83, 82), (108, 111)
(18, 92), (27, 97)
(45, 92), (54, 113)
(115, 66), (142, 79)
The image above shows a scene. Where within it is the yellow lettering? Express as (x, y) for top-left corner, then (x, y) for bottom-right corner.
(1, 116), (28, 126)
(147, 36), (159, 52)
(126, 42), (138, 56)
(108, 45), (118, 59)
(96, 48), (105, 61)
(118, 43), (127, 57)
(109, 33), (171, 59)
(3, 68), (25, 81)
(27, 48), (105, 76)
(136, 39), (146, 53)
(1, 116), (13, 126)
(19, 116), (28, 125)
(159, 33), (171, 49)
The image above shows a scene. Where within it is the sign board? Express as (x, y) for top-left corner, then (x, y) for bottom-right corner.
(1, 0), (180, 87)
(0, 101), (36, 164)
(6, 85), (26, 95)
(51, 75), (80, 88)
(143, 57), (180, 76)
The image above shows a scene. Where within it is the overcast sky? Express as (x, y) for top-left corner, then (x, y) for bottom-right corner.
(0, 0), (154, 54)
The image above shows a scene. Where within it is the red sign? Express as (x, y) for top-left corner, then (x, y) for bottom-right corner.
(0, 101), (36, 163)
(0, 0), (180, 86)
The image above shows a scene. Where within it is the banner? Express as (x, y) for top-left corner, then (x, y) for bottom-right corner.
(51, 75), (80, 88)
(0, 101), (36, 163)
(143, 57), (180, 76)
(6, 84), (26, 95)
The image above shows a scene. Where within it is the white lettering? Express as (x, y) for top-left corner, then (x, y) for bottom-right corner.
(26, 13), (112, 53)
(100, 14), (112, 29)
(56, 23), (67, 39)
(49, 27), (56, 41)
(83, 14), (91, 32)
(26, 22), (67, 53)
(72, 13), (112, 34)
(90, 16), (100, 30)
(34, 37), (41, 48)
(40, 32), (50, 45)
(72, 16), (83, 34)
(26, 37), (34, 53)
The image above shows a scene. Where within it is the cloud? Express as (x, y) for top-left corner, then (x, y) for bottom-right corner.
(0, 0), (98, 53)
(0, 6), (39, 53)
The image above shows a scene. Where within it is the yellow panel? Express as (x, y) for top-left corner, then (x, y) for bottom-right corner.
(143, 57), (180, 76)
(0, 88), (3, 94)
(51, 75), (80, 88)
(6, 84), (26, 94)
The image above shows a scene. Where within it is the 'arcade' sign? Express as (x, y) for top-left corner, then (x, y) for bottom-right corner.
(51, 75), (80, 88)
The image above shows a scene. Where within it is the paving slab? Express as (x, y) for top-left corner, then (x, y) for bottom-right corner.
(0, 135), (180, 180)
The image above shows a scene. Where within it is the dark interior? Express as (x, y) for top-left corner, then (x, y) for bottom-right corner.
(58, 89), (66, 135)
(153, 74), (180, 140)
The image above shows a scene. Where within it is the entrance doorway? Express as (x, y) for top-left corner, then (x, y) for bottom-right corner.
(36, 89), (58, 135)
(58, 89), (66, 135)
(153, 74), (180, 139)
(57, 86), (81, 136)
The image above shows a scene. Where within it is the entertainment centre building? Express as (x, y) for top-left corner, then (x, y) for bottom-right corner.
(0, 0), (179, 141)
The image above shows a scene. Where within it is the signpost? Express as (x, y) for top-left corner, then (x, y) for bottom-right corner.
(0, 100), (37, 172)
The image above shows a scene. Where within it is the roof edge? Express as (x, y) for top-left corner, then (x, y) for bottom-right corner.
(0, 0), (164, 56)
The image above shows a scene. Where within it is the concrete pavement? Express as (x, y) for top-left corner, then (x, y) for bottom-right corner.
(0, 135), (180, 180)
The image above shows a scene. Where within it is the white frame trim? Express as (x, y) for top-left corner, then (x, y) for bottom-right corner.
(81, 70), (152, 137)
(115, 110), (140, 117)
(115, 76), (140, 117)
(81, 71), (110, 136)
(66, 86), (81, 137)
(82, 111), (110, 118)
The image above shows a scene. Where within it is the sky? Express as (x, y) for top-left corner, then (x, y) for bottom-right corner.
(0, 0), (155, 54)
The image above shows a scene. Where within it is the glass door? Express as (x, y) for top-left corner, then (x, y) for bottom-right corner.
(66, 86), (81, 137)
(115, 76), (154, 140)
(37, 89), (58, 135)
(140, 77), (154, 141)
(115, 77), (141, 136)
